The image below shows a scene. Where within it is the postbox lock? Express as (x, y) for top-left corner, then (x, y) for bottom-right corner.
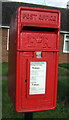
(36, 51), (42, 58)
(25, 80), (27, 82)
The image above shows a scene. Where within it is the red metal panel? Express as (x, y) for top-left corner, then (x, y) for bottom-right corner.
(15, 52), (58, 112)
(21, 10), (58, 26)
(17, 7), (60, 50)
(8, 6), (60, 112)
(20, 31), (58, 51)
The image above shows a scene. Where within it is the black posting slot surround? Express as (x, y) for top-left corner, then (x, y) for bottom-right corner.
(22, 26), (57, 32)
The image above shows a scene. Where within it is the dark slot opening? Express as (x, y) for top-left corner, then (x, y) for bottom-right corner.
(22, 26), (57, 32)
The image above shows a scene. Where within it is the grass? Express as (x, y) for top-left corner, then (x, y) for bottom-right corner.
(2, 62), (69, 119)
(2, 62), (8, 76)
(2, 79), (23, 118)
(58, 77), (69, 104)
(59, 63), (69, 70)
(58, 68), (69, 76)
(0, 62), (2, 76)
(34, 103), (68, 118)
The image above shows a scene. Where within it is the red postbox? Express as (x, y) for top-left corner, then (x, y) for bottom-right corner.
(8, 7), (60, 112)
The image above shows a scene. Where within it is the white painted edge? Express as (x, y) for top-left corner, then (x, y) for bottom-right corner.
(0, 25), (10, 29)
(60, 31), (69, 34)
(7, 29), (10, 51)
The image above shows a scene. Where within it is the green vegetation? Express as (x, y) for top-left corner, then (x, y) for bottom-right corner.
(0, 62), (2, 76)
(2, 62), (69, 119)
(2, 79), (24, 118)
(34, 103), (68, 118)
(58, 77), (69, 105)
(59, 63), (69, 70)
(58, 67), (69, 76)
(2, 62), (8, 76)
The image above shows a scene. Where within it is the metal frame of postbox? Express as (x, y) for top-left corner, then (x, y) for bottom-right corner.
(8, 7), (61, 112)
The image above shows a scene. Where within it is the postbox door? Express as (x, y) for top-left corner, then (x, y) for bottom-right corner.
(20, 52), (58, 111)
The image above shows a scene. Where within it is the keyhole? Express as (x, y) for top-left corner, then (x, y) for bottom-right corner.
(25, 80), (27, 82)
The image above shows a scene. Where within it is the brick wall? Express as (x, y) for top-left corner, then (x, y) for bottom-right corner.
(2, 28), (69, 63)
(2, 28), (8, 62)
(59, 34), (69, 63)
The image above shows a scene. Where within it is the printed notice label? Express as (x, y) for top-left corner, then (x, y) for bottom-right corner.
(29, 62), (46, 95)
